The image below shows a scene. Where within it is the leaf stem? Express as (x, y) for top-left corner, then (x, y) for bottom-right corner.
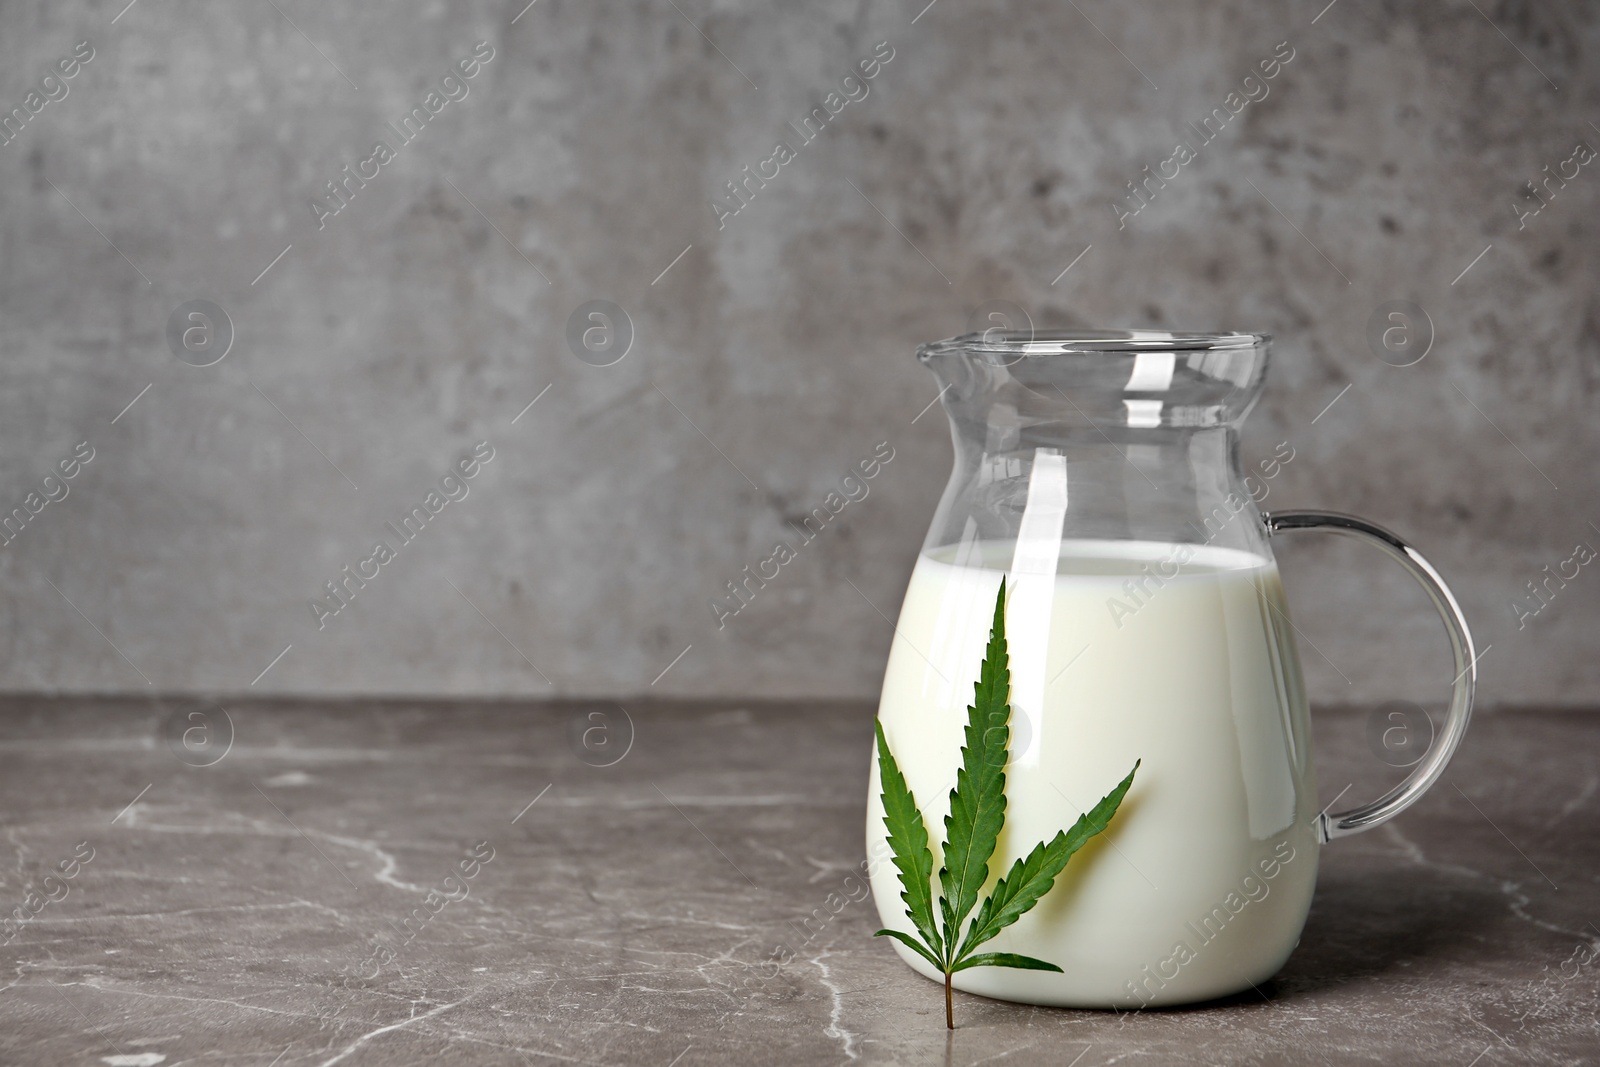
(945, 969), (953, 1029)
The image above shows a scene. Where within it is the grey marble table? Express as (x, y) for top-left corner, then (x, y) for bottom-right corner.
(0, 697), (1596, 1066)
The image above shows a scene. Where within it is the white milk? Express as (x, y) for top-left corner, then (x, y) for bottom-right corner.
(866, 540), (1320, 1007)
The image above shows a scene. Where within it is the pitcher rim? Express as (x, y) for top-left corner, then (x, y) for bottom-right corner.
(918, 329), (1271, 361)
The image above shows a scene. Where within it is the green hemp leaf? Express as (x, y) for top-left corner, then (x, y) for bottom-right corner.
(874, 577), (1140, 1028)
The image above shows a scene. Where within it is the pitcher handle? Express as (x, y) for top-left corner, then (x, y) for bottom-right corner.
(1262, 509), (1477, 843)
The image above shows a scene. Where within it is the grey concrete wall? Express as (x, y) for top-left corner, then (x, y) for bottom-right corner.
(0, 0), (1594, 707)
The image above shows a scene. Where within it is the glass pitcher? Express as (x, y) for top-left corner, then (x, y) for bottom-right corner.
(865, 329), (1475, 1008)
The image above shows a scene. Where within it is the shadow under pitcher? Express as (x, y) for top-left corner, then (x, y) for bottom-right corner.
(866, 329), (1475, 1008)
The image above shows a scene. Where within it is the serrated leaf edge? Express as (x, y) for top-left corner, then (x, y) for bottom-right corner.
(938, 580), (1012, 942)
(955, 759), (1141, 962)
(874, 718), (943, 959)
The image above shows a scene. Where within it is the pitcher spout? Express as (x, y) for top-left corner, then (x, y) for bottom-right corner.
(917, 329), (1270, 430)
